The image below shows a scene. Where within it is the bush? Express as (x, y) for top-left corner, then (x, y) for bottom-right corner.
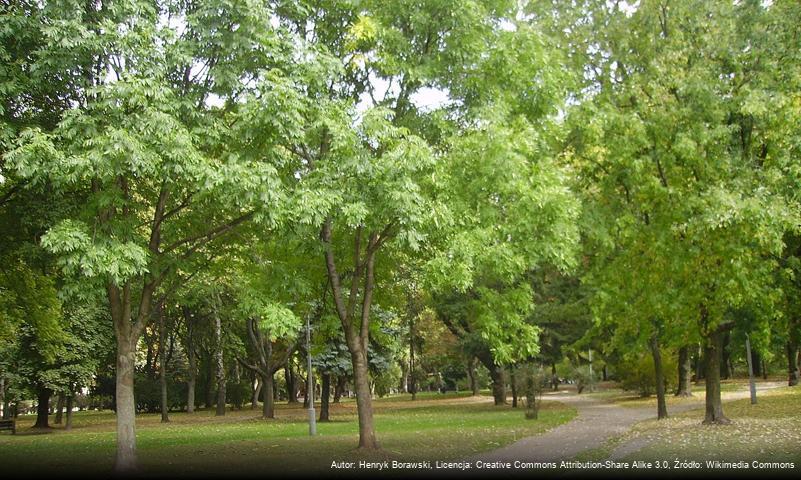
(617, 350), (676, 397)
(518, 364), (549, 420)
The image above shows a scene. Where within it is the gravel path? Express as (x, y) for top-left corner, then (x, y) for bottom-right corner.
(471, 382), (786, 464)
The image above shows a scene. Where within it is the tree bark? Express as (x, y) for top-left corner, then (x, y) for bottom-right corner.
(703, 329), (730, 424)
(676, 345), (693, 397)
(751, 349), (761, 377)
(320, 372), (331, 422)
(33, 387), (51, 429)
(787, 341), (799, 386)
(213, 297), (226, 416)
(55, 394), (65, 424)
(65, 394), (74, 430)
(651, 336), (668, 419)
(262, 373), (274, 419)
(159, 305), (170, 423)
(252, 376), (262, 410)
(184, 307), (196, 414)
(333, 376), (345, 403)
(467, 358), (479, 396)
(115, 329), (138, 471)
(352, 348), (379, 448)
(510, 366), (518, 408)
(285, 362), (298, 403)
(720, 332), (732, 380)
(488, 364), (506, 405)
(0, 376), (5, 419)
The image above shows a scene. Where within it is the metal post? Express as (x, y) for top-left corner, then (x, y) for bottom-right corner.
(306, 312), (317, 435)
(745, 333), (757, 405)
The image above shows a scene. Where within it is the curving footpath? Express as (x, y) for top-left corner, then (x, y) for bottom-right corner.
(470, 382), (786, 465)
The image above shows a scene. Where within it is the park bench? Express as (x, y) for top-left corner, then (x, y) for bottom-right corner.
(0, 418), (15, 434)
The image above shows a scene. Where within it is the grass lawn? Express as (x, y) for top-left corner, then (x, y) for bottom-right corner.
(585, 378), (782, 409)
(0, 392), (576, 476)
(577, 386), (801, 470)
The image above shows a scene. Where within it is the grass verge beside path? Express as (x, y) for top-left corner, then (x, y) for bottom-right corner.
(0, 392), (576, 476)
(578, 386), (801, 470)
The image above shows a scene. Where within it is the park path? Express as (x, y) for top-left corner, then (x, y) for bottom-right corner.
(471, 382), (785, 464)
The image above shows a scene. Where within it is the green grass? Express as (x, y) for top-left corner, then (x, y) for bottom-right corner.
(0, 393), (576, 475)
(585, 378), (773, 409)
(590, 386), (801, 468)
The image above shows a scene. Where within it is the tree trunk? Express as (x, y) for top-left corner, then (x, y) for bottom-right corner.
(467, 358), (479, 396)
(204, 356), (214, 408)
(651, 336), (668, 419)
(55, 394), (65, 424)
(602, 364), (609, 381)
(33, 387), (51, 429)
(334, 376), (345, 403)
(262, 373), (274, 419)
(787, 341), (799, 386)
(676, 345), (693, 397)
(694, 345), (704, 384)
(214, 299), (226, 416)
(0, 376), (5, 419)
(751, 349), (761, 377)
(352, 348), (379, 449)
(487, 364), (506, 405)
(285, 362), (298, 403)
(115, 331), (138, 472)
(551, 362), (559, 392)
(720, 332), (732, 380)
(320, 372), (331, 422)
(159, 305), (170, 423)
(252, 376), (261, 410)
(762, 358), (768, 380)
(65, 394), (74, 430)
(510, 366), (518, 408)
(703, 329), (730, 424)
(184, 307), (196, 414)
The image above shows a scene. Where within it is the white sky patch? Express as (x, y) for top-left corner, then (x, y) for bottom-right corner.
(411, 86), (451, 111)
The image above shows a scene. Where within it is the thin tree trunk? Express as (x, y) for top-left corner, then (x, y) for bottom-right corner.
(467, 358), (479, 396)
(262, 373), (274, 419)
(320, 372), (331, 422)
(720, 332), (732, 380)
(676, 345), (693, 397)
(510, 365), (518, 408)
(285, 362), (298, 403)
(252, 376), (261, 410)
(333, 376), (345, 403)
(751, 349), (761, 377)
(159, 305), (170, 423)
(65, 394), (74, 430)
(184, 307), (196, 414)
(551, 362), (559, 391)
(55, 394), (65, 424)
(762, 358), (768, 380)
(651, 336), (668, 419)
(34, 387), (51, 428)
(214, 297), (226, 416)
(0, 376), (5, 419)
(703, 329), (730, 424)
(787, 341), (799, 386)
(694, 344), (704, 384)
(204, 355), (214, 408)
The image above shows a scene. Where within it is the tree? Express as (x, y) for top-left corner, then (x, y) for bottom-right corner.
(559, 0), (797, 424)
(6, 0), (312, 469)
